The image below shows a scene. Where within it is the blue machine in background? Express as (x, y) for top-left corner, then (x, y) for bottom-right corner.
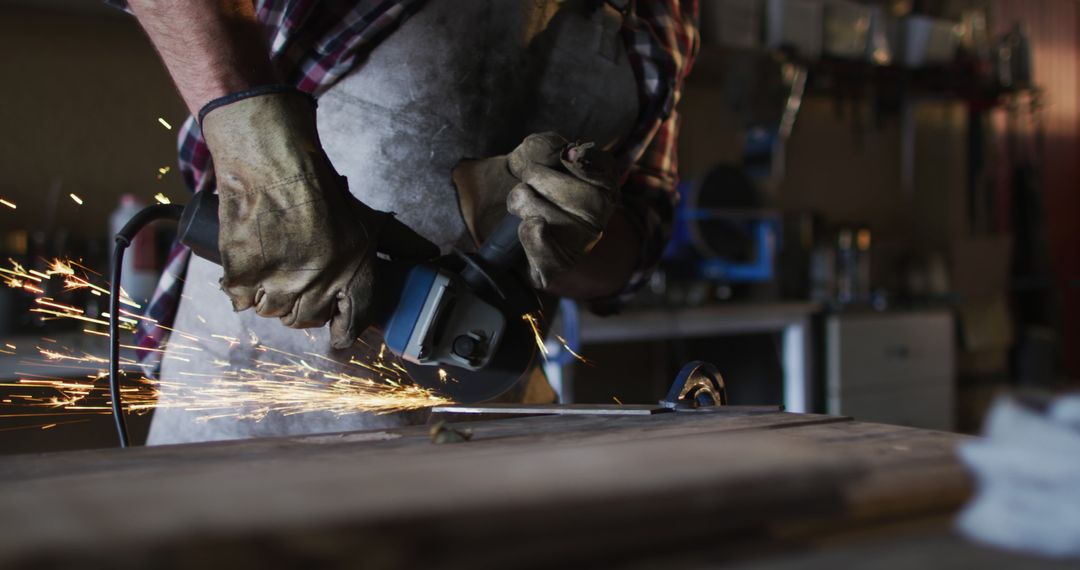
(664, 176), (782, 284)
(659, 56), (807, 286)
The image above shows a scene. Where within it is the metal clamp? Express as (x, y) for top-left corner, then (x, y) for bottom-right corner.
(661, 361), (728, 410)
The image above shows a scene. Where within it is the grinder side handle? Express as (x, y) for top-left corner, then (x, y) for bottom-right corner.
(177, 189), (222, 265)
(177, 190), (439, 265)
(476, 215), (523, 270)
(176, 189), (418, 332)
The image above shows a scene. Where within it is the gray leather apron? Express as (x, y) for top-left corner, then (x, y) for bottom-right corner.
(148, 0), (639, 445)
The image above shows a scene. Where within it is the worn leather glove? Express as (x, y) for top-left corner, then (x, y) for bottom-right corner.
(201, 87), (427, 349)
(455, 132), (619, 290)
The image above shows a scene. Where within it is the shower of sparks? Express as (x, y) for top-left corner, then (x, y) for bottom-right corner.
(154, 192), (171, 205)
(1, 258), (141, 322)
(0, 419), (90, 433)
(521, 311), (590, 364)
(0, 258), (450, 432)
(69, 194), (83, 205)
(0, 199), (16, 209)
(437, 368), (459, 385)
(0, 342), (448, 427)
(522, 312), (549, 357)
(157, 117), (172, 130)
(554, 334), (592, 365)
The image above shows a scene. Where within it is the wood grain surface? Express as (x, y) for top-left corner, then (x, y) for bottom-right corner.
(0, 412), (989, 568)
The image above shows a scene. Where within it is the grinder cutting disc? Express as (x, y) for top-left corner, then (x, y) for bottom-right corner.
(377, 213), (547, 404)
(379, 255), (547, 404)
(400, 311), (539, 403)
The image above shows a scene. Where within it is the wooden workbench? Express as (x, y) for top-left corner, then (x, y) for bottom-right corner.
(0, 410), (1066, 568)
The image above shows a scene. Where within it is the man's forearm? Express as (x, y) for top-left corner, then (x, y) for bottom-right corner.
(128, 0), (277, 114)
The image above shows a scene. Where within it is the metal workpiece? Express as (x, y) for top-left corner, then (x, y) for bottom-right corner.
(428, 403), (783, 423)
(429, 360), (781, 423)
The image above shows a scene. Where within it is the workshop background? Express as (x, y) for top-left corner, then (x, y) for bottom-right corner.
(0, 0), (1078, 453)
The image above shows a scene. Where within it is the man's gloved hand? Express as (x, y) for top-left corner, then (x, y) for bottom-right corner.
(454, 132), (619, 290)
(506, 133), (619, 289)
(200, 87), (423, 349)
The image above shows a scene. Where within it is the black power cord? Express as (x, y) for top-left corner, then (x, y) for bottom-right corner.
(109, 204), (184, 448)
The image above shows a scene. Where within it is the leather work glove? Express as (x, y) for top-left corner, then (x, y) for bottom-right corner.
(454, 132), (619, 291)
(200, 87), (434, 349)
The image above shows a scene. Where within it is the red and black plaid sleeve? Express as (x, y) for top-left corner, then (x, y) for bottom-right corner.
(594, 0), (699, 314)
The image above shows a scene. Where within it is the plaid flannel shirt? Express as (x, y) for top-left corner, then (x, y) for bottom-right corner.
(110, 0), (698, 370)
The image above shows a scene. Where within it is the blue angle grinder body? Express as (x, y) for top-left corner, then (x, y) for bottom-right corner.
(177, 190), (542, 403)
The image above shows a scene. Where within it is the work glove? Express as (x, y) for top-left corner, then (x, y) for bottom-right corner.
(455, 132), (619, 290)
(200, 87), (433, 349)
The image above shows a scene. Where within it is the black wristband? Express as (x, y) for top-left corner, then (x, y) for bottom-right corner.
(197, 85), (313, 126)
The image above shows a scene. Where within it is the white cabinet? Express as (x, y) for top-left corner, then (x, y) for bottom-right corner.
(826, 310), (955, 430)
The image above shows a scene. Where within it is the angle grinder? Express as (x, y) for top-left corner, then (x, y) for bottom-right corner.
(109, 191), (543, 446)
